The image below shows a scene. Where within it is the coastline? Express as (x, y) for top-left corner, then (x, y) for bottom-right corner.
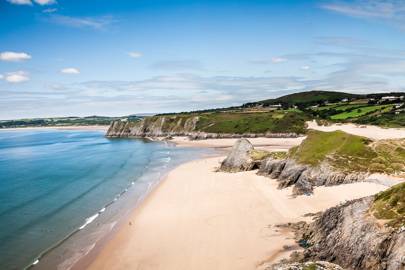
(83, 153), (390, 270)
(0, 125), (109, 132)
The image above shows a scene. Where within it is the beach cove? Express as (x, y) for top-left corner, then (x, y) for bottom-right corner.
(84, 136), (392, 270)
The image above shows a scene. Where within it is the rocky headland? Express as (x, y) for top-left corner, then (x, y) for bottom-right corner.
(106, 116), (301, 139)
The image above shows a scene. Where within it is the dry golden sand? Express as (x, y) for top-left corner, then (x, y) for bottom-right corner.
(87, 156), (388, 270)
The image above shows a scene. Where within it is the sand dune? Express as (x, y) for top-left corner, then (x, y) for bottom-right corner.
(307, 120), (405, 140)
(87, 157), (388, 270)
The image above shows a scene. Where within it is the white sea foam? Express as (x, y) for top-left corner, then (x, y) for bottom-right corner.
(79, 213), (99, 230)
(99, 207), (106, 213)
(32, 259), (39, 265)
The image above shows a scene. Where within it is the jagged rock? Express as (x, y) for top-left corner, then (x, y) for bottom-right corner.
(264, 261), (343, 270)
(258, 158), (287, 178)
(258, 158), (374, 195)
(301, 197), (405, 270)
(219, 138), (256, 172)
(277, 160), (307, 189)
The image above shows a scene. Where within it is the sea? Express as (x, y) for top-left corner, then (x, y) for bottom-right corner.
(0, 129), (212, 270)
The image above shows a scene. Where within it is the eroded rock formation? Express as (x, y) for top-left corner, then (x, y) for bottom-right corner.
(259, 158), (370, 195)
(297, 197), (405, 270)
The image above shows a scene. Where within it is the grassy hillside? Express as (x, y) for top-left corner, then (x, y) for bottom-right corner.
(195, 111), (308, 134)
(371, 182), (405, 228)
(289, 130), (405, 175)
(245, 90), (362, 108)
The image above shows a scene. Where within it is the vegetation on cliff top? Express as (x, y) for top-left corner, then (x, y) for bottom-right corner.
(195, 111), (308, 134)
(372, 182), (405, 228)
(289, 130), (405, 175)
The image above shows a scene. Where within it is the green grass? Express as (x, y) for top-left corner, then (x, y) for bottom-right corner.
(330, 105), (393, 120)
(289, 130), (405, 174)
(196, 111), (308, 134)
(354, 111), (405, 127)
(303, 263), (317, 270)
(249, 149), (272, 161)
(372, 182), (405, 228)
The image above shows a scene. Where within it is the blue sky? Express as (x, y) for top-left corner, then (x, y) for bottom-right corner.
(1, 0), (405, 119)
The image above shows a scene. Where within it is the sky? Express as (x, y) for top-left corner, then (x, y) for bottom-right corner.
(1, 0), (405, 119)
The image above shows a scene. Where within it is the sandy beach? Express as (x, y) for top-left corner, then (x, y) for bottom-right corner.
(170, 136), (306, 152)
(86, 156), (389, 270)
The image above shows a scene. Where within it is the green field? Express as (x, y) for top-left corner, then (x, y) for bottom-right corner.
(330, 105), (393, 120)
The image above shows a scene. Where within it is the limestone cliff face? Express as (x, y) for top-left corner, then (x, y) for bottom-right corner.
(106, 117), (300, 138)
(106, 116), (199, 137)
(258, 158), (370, 195)
(299, 197), (405, 270)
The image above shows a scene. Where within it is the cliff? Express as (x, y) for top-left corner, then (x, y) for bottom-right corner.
(106, 113), (302, 138)
(295, 183), (405, 270)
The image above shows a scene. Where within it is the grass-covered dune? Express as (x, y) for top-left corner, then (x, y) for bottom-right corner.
(372, 182), (405, 228)
(289, 130), (405, 175)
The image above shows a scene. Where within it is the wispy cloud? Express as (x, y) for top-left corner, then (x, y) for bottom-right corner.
(1, 71), (30, 83)
(0, 51), (31, 62)
(6, 0), (32, 5)
(7, 0), (56, 5)
(34, 0), (56, 5)
(271, 57), (287, 63)
(128, 52), (142, 58)
(322, 1), (405, 29)
(47, 15), (116, 30)
(150, 60), (204, 71)
(43, 7), (57, 13)
(61, 67), (80, 74)
(301, 65), (310, 70)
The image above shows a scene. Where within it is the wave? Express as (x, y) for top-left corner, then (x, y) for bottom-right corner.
(79, 214), (99, 230)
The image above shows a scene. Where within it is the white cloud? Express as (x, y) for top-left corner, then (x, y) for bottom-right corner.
(301, 65), (310, 70)
(34, 0), (56, 5)
(48, 15), (115, 30)
(61, 68), (80, 74)
(271, 57), (287, 63)
(0, 51), (32, 62)
(3, 71), (30, 83)
(128, 52), (142, 58)
(6, 0), (32, 5)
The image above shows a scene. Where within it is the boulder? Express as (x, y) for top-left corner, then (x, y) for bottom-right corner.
(219, 138), (256, 172)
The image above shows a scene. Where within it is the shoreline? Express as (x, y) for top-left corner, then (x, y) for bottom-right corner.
(0, 125), (109, 132)
(84, 154), (390, 270)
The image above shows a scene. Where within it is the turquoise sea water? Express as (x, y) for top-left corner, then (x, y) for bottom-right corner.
(0, 129), (209, 270)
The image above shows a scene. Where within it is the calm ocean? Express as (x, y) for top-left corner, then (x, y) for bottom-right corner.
(0, 129), (210, 270)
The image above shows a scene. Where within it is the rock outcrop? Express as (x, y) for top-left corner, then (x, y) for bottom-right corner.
(219, 138), (259, 172)
(106, 118), (300, 139)
(297, 197), (405, 270)
(258, 158), (370, 195)
(263, 261), (343, 270)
